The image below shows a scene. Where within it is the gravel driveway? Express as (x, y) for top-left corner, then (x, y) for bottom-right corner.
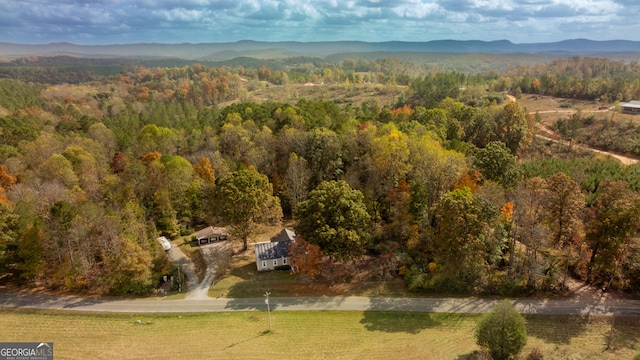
(185, 241), (232, 300)
(166, 245), (198, 293)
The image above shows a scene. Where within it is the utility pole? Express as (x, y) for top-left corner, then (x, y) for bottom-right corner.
(606, 299), (616, 350)
(264, 291), (272, 332)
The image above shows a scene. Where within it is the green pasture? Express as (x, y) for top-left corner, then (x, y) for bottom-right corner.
(0, 309), (637, 359)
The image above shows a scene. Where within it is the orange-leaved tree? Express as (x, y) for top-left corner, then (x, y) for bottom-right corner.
(289, 236), (323, 277)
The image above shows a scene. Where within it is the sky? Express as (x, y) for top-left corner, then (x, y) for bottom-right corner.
(1, 0), (639, 45)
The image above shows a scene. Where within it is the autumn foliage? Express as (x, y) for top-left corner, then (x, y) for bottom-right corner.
(0, 165), (16, 205)
(0, 165), (16, 190)
(500, 202), (514, 222)
(193, 157), (216, 184)
(289, 237), (323, 277)
(391, 104), (414, 119)
(141, 151), (161, 165)
(455, 170), (481, 192)
(1, 58), (640, 297)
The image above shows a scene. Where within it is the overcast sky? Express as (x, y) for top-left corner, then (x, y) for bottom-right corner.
(1, 0), (639, 45)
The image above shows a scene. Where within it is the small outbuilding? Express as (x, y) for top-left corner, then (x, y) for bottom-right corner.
(255, 228), (295, 271)
(620, 100), (640, 114)
(194, 226), (228, 245)
(156, 236), (172, 251)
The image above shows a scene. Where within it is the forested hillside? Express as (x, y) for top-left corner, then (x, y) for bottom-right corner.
(0, 55), (638, 296)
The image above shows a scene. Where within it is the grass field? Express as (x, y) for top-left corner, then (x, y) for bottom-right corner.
(209, 249), (409, 299)
(518, 94), (640, 125)
(0, 309), (638, 359)
(216, 82), (405, 109)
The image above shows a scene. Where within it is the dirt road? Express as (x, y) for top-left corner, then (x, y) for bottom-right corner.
(506, 94), (639, 165)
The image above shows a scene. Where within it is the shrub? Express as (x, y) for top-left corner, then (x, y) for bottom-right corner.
(476, 300), (527, 360)
(525, 346), (544, 360)
(464, 350), (492, 360)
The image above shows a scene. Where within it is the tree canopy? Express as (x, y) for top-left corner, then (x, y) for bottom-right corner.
(0, 59), (639, 296)
(431, 187), (502, 292)
(295, 180), (371, 260)
(214, 168), (282, 251)
(586, 179), (640, 284)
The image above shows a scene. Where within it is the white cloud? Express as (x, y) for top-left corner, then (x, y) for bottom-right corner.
(391, 2), (444, 19)
(152, 8), (206, 22)
(0, 0), (637, 44)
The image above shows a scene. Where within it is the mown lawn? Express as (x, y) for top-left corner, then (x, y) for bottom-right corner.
(0, 309), (638, 359)
(209, 249), (408, 299)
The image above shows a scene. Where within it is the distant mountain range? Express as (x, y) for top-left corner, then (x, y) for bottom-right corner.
(1, 39), (640, 61)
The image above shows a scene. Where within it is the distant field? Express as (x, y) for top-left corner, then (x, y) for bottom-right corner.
(0, 309), (638, 359)
(223, 82), (406, 108)
(518, 94), (598, 112)
(519, 94), (639, 124)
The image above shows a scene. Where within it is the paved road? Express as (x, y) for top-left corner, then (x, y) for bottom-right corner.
(1, 292), (639, 316)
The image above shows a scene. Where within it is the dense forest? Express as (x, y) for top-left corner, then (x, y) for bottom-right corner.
(0, 55), (638, 296)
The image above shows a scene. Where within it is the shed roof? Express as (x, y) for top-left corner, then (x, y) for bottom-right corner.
(156, 236), (172, 251)
(194, 226), (228, 240)
(620, 100), (640, 108)
(255, 241), (292, 260)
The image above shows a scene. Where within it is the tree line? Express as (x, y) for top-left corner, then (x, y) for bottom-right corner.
(0, 61), (638, 296)
(496, 56), (640, 102)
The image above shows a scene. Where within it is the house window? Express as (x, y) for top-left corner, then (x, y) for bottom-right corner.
(282, 258), (287, 265)
(261, 261), (266, 268)
(273, 259), (278, 266)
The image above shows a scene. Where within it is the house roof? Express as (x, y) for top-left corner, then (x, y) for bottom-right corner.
(255, 240), (292, 261)
(620, 100), (640, 108)
(271, 228), (296, 242)
(194, 226), (228, 240)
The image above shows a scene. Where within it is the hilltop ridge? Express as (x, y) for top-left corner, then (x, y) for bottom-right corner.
(1, 39), (639, 60)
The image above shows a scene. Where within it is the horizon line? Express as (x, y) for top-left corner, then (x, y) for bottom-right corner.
(1, 38), (637, 47)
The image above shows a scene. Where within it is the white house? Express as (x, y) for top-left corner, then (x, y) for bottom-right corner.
(254, 229), (296, 271)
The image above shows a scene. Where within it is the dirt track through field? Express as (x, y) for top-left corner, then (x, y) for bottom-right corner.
(506, 94), (639, 165)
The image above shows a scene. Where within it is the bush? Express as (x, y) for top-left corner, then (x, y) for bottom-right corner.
(463, 350), (492, 360)
(476, 300), (527, 360)
(404, 264), (430, 291)
(525, 346), (544, 360)
(485, 93), (505, 104)
(180, 225), (192, 236)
